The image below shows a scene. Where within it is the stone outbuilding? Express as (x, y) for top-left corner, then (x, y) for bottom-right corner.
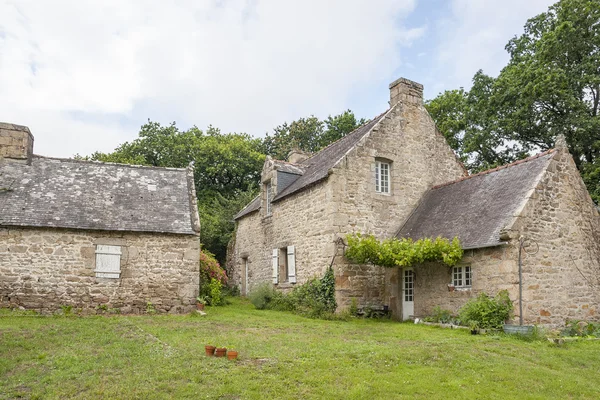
(227, 78), (600, 327)
(0, 122), (201, 314)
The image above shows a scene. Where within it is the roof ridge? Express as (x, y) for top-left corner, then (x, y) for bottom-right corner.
(32, 155), (187, 171)
(431, 148), (556, 190)
(293, 108), (390, 165)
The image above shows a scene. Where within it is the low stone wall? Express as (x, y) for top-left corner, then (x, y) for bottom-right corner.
(334, 259), (386, 311)
(0, 227), (200, 314)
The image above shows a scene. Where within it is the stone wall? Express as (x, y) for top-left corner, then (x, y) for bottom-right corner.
(409, 246), (519, 319)
(507, 149), (600, 326)
(0, 227), (200, 314)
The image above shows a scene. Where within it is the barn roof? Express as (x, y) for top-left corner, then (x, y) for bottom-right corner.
(0, 156), (200, 235)
(396, 150), (555, 249)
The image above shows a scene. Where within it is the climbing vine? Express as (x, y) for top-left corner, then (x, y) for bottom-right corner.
(345, 234), (463, 268)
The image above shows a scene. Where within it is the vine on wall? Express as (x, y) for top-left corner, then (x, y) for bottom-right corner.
(345, 234), (463, 268)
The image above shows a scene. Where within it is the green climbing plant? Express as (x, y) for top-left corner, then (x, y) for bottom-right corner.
(345, 234), (463, 268)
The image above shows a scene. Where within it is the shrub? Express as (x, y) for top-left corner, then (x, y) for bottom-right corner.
(248, 267), (337, 319)
(199, 250), (228, 306)
(423, 306), (453, 324)
(248, 283), (281, 310)
(457, 290), (513, 330)
(561, 320), (600, 338)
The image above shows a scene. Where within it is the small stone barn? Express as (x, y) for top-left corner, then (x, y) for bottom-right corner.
(227, 77), (600, 327)
(0, 122), (201, 313)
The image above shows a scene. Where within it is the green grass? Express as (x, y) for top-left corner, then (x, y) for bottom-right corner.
(1, 298), (600, 399)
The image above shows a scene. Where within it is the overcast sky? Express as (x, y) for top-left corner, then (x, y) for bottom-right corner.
(0, 0), (555, 158)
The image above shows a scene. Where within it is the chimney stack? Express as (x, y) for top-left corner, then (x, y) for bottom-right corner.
(389, 77), (423, 107)
(287, 148), (311, 164)
(0, 122), (34, 165)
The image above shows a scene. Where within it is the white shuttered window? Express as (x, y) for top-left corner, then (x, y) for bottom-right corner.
(95, 245), (122, 279)
(287, 246), (296, 284)
(272, 249), (279, 283)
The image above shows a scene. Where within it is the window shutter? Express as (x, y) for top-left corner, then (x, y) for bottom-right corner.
(95, 245), (122, 278)
(287, 246), (296, 284)
(272, 249), (279, 284)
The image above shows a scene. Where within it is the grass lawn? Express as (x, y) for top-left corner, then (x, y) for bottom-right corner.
(1, 298), (600, 399)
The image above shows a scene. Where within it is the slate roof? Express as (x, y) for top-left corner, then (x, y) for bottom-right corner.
(273, 111), (388, 202)
(233, 110), (389, 220)
(233, 195), (261, 220)
(0, 156), (200, 235)
(396, 150), (556, 249)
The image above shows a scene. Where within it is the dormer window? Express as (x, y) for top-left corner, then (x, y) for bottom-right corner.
(265, 181), (272, 216)
(375, 160), (390, 194)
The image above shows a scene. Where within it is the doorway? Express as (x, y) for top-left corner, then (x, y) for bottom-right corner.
(402, 268), (414, 320)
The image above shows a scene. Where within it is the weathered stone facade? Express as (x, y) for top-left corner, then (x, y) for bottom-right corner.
(0, 227), (200, 314)
(399, 148), (600, 327)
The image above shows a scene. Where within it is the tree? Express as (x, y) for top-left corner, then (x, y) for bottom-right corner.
(427, 0), (600, 202)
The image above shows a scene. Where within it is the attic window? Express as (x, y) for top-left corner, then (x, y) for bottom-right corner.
(375, 160), (391, 194)
(95, 245), (121, 279)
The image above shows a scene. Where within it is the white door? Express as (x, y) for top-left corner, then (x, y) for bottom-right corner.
(402, 268), (414, 320)
(242, 258), (249, 296)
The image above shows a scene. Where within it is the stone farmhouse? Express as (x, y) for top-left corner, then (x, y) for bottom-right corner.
(228, 77), (600, 326)
(0, 123), (201, 314)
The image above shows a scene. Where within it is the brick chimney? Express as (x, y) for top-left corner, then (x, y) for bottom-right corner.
(287, 148), (311, 164)
(0, 122), (34, 165)
(389, 77), (423, 107)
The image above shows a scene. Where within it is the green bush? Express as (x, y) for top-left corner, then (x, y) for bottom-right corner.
(248, 283), (282, 310)
(248, 267), (337, 319)
(457, 290), (513, 329)
(423, 306), (453, 324)
(199, 250), (228, 306)
(561, 320), (600, 338)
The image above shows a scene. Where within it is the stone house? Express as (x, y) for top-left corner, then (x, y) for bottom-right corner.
(0, 122), (201, 313)
(227, 78), (600, 327)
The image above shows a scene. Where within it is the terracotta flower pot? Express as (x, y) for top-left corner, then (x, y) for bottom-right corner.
(205, 345), (216, 356)
(448, 285), (455, 292)
(227, 350), (238, 360)
(215, 347), (227, 357)
(197, 303), (205, 311)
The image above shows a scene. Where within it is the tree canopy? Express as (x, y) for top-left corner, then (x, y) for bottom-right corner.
(426, 0), (600, 203)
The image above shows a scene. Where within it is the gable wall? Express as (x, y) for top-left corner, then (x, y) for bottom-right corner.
(506, 149), (600, 326)
(330, 103), (467, 312)
(0, 226), (200, 313)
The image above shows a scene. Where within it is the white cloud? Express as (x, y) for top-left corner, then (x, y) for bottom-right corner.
(0, 0), (421, 157)
(425, 0), (556, 97)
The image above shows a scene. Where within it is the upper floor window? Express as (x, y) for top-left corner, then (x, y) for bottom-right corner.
(452, 266), (472, 288)
(265, 181), (272, 216)
(375, 161), (390, 194)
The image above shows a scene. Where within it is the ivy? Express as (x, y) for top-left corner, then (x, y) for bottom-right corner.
(345, 234), (463, 268)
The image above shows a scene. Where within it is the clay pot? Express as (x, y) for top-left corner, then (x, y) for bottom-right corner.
(227, 350), (238, 360)
(197, 302), (205, 311)
(205, 345), (216, 356)
(215, 347), (227, 357)
(448, 285), (455, 292)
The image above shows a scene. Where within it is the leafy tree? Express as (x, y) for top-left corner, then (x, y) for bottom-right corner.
(427, 0), (600, 202)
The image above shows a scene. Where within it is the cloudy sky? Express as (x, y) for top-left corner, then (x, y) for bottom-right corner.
(0, 0), (555, 158)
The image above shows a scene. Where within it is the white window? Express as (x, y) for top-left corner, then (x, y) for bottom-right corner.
(375, 161), (390, 194)
(265, 182), (272, 216)
(95, 245), (122, 279)
(452, 266), (472, 288)
(272, 246), (296, 284)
